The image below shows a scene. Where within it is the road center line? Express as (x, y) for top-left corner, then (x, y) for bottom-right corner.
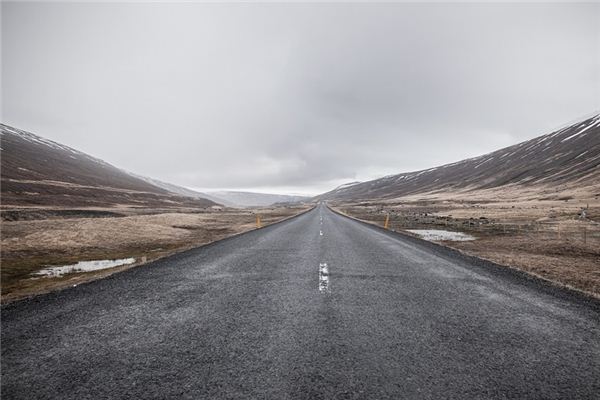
(319, 263), (330, 292)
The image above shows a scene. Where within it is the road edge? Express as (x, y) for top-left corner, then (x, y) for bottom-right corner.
(1, 205), (317, 307)
(327, 204), (600, 311)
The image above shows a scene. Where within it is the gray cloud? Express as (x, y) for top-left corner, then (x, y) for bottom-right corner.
(2, 2), (599, 195)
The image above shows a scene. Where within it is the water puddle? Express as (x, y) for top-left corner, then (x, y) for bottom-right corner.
(406, 229), (475, 242)
(33, 258), (136, 277)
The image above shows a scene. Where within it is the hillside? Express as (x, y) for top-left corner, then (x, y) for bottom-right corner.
(0, 124), (217, 209)
(319, 114), (600, 201)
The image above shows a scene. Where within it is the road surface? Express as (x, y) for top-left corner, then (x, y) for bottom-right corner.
(2, 204), (599, 399)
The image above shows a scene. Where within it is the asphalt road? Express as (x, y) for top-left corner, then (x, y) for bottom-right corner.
(2, 204), (600, 399)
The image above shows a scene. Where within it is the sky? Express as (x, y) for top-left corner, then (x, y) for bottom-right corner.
(2, 2), (599, 196)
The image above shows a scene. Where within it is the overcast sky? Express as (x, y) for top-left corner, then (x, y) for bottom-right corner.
(2, 2), (599, 195)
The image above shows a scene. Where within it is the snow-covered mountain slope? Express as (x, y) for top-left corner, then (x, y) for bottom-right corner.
(0, 124), (217, 208)
(318, 113), (600, 201)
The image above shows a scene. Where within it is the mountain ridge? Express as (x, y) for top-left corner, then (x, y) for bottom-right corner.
(0, 124), (217, 208)
(317, 113), (600, 201)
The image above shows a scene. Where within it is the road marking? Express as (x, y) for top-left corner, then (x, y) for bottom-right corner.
(319, 263), (330, 292)
(319, 230), (323, 236)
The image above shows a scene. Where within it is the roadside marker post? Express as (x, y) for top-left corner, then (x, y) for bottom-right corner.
(384, 214), (390, 230)
(256, 215), (262, 228)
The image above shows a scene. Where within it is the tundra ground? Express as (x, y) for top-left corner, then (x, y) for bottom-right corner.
(1, 205), (311, 302)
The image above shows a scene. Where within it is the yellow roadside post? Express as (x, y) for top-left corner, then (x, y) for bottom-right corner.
(256, 214), (262, 228)
(384, 213), (390, 230)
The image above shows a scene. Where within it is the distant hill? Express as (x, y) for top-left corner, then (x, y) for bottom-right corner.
(318, 113), (600, 201)
(0, 124), (217, 208)
(128, 176), (307, 208)
(207, 191), (310, 207)
(129, 174), (232, 207)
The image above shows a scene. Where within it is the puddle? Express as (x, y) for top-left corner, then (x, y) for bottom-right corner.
(406, 229), (475, 242)
(33, 258), (136, 277)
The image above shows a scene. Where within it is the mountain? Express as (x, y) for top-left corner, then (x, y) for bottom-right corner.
(335, 181), (362, 190)
(129, 174), (235, 207)
(128, 175), (307, 208)
(318, 113), (600, 201)
(206, 191), (310, 207)
(0, 124), (217, 208)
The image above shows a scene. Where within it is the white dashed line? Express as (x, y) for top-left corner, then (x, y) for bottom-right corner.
(319, 263), (330, 292)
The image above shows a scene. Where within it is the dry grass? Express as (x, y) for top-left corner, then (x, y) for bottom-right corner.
(333, 191), (600, 298)
(1, 205), (311, 302)
(450, 234), (600, 295)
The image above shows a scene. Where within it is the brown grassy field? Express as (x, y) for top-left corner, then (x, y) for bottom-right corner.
(1, 205), (311, 302)
(331, 186), (600, 298)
